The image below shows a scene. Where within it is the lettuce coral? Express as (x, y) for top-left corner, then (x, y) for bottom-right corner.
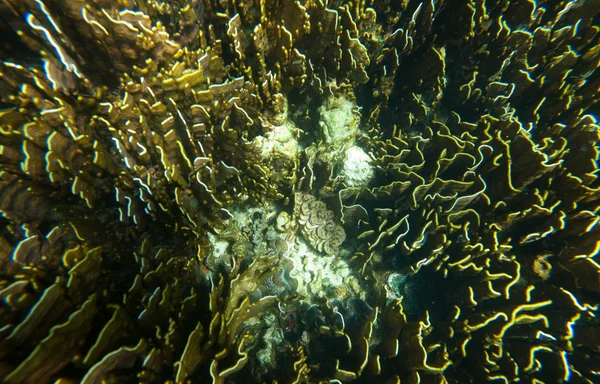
(0, 0), (599, 383)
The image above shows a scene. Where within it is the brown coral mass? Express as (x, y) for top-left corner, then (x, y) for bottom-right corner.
(295, 192), (346, 255)
(0, 0), (599, 383)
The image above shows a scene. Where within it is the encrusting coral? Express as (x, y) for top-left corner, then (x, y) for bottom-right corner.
(0, 0), (599, 383)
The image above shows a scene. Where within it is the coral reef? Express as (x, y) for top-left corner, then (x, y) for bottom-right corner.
(1, 0), (599, 383)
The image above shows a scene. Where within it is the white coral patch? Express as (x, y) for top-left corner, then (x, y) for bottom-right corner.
(252, 94), (300, 160)
(207, 232), (230, 268)
(339, 145), (373, 188)
(286, 237), (361, 302)
(256, 122), (299, 158)
(318, 94), (359, 144)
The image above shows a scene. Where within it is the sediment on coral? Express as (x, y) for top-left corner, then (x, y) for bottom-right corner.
(1, 0), (599, 383)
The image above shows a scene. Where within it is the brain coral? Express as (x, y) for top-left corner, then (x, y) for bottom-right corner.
(0, 0), (599, 383)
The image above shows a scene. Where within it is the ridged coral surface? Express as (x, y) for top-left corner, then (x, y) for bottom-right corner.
(0, 0), (599, 383)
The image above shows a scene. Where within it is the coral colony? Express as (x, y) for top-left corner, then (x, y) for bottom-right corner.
(0, 0), (599, 383)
